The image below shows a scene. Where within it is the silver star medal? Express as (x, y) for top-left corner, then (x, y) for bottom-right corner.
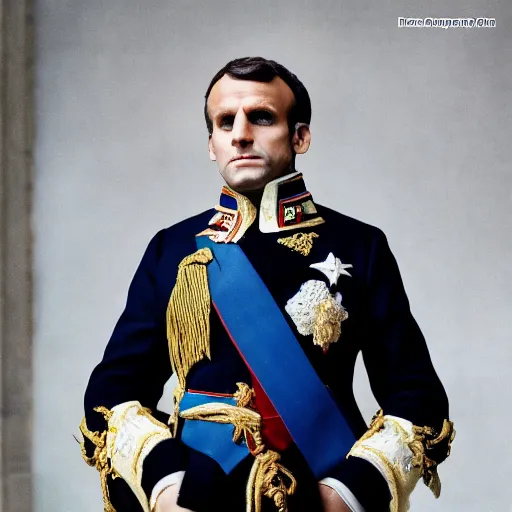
(285, 253), (352, 351)
(309, 252), (353, 286)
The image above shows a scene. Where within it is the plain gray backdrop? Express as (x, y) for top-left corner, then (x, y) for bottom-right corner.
(34, 1), (511, 511)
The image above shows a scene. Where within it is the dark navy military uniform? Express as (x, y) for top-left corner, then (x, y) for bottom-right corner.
(83, 177), (450, 512)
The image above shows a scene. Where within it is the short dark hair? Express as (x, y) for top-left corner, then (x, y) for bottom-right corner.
(204, 57), (311, 135)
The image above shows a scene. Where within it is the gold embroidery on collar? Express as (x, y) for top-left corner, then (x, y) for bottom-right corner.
(227, 188), (257, 242)
(277, 232), (319, 256)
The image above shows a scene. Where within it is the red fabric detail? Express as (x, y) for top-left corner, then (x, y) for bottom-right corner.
(187, 389), (234, 398)
(295, 205), (302, 224)
(212, 302), (293, 452)
(249, 369), (293, 452)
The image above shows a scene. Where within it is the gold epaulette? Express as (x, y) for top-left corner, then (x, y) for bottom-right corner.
(166, 248), (213, 389)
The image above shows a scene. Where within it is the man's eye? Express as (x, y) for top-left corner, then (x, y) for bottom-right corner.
(248, 111), (274, 125)
(219, 115), (234, 130)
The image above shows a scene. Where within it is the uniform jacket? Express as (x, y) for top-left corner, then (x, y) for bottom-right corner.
(83, 175), (450, 512)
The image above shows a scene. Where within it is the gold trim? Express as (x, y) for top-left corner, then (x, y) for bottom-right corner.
(411, 419), (456, 498)
(274, 216), (325, 233)
(168, 385), (185, 437)
(108, 402), (173, 512)
(224, 187), (257, 243)
(349, 444), (401, 511)
(78, 407), (118, 512)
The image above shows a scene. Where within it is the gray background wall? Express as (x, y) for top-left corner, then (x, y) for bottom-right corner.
(34, 1), (511, 511)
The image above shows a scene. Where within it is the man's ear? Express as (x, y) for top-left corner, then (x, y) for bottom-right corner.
(292, 123), (311, 155)
(208, 135), (217, 161)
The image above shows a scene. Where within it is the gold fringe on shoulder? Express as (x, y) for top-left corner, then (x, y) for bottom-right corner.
(166, 247), (213, 389)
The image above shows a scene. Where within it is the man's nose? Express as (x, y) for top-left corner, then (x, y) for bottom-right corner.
(231, 112), (253, 148)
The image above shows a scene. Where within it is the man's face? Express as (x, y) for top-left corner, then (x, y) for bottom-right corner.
(207, 75), (308, 192)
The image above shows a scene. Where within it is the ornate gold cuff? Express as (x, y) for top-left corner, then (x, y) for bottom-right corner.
(348, 410), (455, 512)
(79, 401), (173, 512)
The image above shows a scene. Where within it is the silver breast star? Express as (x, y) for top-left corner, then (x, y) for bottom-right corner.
(310, 252), (353, 287)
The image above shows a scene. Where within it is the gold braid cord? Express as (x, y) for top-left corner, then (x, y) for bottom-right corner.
(79, 407), (117, 512)
(348, 410), (455, 512)
(166, 248), (213, 390)
(246, 450), (297, 512)
(179, 383), (296, 512)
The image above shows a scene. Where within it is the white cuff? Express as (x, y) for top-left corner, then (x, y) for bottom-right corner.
(149, 471), (185, 511)
(320, 477), (366, 512)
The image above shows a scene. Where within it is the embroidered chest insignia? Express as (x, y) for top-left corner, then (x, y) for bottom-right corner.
(277, 232), (319, 256)
(285, 253), (352, 351)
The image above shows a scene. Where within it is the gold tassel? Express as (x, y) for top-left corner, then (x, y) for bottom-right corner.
(166, 247), (213, 389)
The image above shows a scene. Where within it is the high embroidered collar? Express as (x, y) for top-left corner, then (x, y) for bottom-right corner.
(197, 172), (325, 243)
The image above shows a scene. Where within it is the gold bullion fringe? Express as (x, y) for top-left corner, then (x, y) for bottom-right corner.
(277, 232), (319, 256)
(78, 406), (118, 512)
(312, 296), (348, 350)
(166, 248), (213, 389)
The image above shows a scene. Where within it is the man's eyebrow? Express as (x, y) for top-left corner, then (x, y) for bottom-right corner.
(212, 103), (278, 118)
(213, 108), (235, 119)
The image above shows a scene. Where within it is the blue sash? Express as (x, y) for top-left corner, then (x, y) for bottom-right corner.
(195, 236), (356, 479)
(180, 391), (250, 474)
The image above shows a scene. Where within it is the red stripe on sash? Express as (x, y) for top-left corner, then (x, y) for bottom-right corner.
(213, 302), (293, 452)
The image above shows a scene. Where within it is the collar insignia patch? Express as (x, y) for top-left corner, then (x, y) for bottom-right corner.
(197, 171), (325, 243)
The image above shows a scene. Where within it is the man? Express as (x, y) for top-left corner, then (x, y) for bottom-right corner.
(79, 57), (454, 512)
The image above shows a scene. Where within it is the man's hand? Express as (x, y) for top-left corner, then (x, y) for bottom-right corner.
(154, 484), (193, 512)
(318, 483), (352, 512)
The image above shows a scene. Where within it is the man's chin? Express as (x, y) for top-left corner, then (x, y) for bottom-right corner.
(224, 170), (268, 193)
(223, 168), (290, 193)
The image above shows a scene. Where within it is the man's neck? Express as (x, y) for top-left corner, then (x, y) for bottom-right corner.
(240, 188), (265, 209)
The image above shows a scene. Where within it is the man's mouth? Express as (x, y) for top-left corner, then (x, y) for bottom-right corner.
(230, 155), (262, 163)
